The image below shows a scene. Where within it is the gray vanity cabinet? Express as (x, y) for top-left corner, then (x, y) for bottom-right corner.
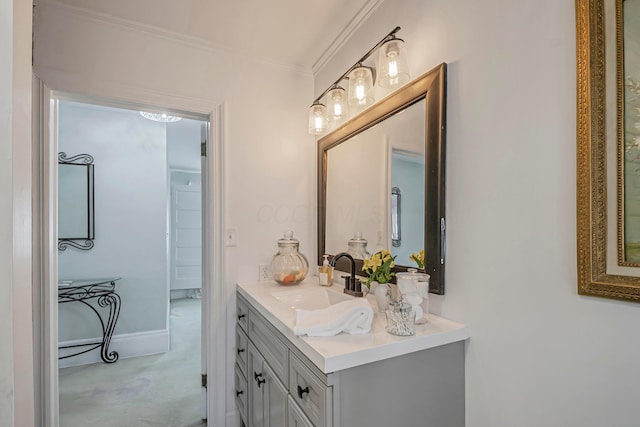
(237, 294), (326, 427)
(236, 291), (465, 427)
(287, 395), (314, 427)
(248, 342), (288, 427)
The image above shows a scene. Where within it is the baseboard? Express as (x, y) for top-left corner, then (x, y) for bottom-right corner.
(170, 288), (202, 300)
(58, 328), (169, 368)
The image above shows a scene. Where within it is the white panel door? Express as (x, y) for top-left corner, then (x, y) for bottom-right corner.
(170, 172), (202, 290)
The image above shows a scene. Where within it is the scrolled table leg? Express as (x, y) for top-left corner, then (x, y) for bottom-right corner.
(98, 291), (121, 363)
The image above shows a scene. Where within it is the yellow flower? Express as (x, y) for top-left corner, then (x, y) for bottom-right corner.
(409, 249), (425, 269)
(370, 255), (382, 271)
(361, 249), (397, 286)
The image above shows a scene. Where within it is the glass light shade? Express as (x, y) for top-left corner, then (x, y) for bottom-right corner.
(140, 111), (182, 122)
(377, 38), (410, 88)
(308, 103), (328, 135)
(348, 66), (375, 108)
(326, 86), (349, 123)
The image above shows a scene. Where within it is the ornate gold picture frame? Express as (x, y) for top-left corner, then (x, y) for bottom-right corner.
(576, 0), (640, 301)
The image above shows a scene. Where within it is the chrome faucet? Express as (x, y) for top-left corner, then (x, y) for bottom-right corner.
(330, 252), (363, 297)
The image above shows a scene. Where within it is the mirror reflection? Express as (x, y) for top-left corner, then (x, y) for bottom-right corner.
(391, 187), (401, 247)
(325, 100), (425, 266)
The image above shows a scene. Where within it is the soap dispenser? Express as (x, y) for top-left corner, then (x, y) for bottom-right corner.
(318, 254), (333, 287)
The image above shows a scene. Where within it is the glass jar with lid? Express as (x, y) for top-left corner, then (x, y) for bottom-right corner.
(270, 231), (309, 286)
(347, 232), (371, 259)
(395, 268), (430, 324)
(385, 299), (416, 336)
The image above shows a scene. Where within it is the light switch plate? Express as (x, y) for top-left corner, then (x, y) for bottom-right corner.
(225, 228), (237, 247)
(259, 264), (270, 281)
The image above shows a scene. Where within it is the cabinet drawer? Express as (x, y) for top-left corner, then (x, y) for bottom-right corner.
(237, 296), (249, 333)
(248, 310), (289, 385)
(288, 395), (314, 427)
(236, 326), (248, 377)
(289, 353), (332, 427)
(235, 367), (248, 426)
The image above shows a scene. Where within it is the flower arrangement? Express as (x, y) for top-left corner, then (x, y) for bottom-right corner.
(362, 250), (396, 287)
(409, 249), (425, 270)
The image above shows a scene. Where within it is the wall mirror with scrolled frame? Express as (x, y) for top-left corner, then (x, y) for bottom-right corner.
(58, 152), (95, 251)
(318, 63), (446, 294)
(576, 0), (640, 301)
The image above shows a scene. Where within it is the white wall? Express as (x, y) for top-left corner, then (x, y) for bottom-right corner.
(316, 0), (640, 426)
(33, 1), (315, 419)
(57, 101), (169, 340)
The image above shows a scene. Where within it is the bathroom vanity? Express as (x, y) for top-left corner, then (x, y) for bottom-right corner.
(235, 279), (468, 427)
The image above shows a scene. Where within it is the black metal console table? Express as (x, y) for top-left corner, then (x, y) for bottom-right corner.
(58, 277), (121, 364)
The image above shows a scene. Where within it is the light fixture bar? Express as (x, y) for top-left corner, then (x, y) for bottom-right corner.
(311, 26), (401, 106)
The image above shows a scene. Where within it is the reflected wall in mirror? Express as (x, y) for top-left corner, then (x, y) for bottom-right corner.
(324, 101), (425, 261)
(318, 63), (446, 294)
(576, 0), (640, 301)
(58, 152), (95, 251)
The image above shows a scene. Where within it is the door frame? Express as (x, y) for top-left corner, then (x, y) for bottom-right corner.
(35, 83), (226, 427)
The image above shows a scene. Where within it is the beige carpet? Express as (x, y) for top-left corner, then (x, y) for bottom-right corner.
(59, 298), (206, 427)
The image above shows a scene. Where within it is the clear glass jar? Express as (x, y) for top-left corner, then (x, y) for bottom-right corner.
(385, 300), (416, 336)
(395, 268), (430, 324)
(347, 232), (371, 259)
(270, 231), (309, 286)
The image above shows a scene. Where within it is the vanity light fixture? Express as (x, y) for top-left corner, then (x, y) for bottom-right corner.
(326, 85), (349, 124)
(308, 102), (329, 135)
(347, 65), (375, 108)
(307, 26), (409, 135)
(377, 36), (410, 88)
(140, 111), (182, 123)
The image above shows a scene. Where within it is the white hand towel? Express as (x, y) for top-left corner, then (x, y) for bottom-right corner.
(293, 299), (374, 337)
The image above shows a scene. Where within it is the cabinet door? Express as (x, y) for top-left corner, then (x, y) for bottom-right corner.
(288, 396), (314, 427)
(289, 353), (330, 426)
(248, 343), (265, 427)
(264, 363), (287, 427)
(236, 326), (249, 377)
(235, 367), (248, 426)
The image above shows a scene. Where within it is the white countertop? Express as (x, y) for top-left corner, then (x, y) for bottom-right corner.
(237, 278), (469, 374)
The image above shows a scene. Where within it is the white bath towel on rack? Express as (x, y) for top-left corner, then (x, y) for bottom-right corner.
(293, 299), (374, 337)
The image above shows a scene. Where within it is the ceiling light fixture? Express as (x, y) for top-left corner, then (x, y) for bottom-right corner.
(140, 112), (182, 123)
(308, 26), (409, 135)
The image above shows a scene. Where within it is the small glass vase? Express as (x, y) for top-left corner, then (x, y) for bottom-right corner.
(373, 282), (390, 312)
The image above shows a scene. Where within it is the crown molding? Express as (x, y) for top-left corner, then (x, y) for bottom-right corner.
(311, 0), (385, 76)
(35, 0), (312, 76)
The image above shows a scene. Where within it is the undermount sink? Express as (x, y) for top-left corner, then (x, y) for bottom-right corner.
(271, 286), (353, 311)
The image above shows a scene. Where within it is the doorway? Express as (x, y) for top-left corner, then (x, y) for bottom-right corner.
(37, 88), (226, 426)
